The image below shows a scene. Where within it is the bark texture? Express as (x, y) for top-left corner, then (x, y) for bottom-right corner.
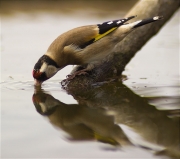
(63, 0), (179, 90)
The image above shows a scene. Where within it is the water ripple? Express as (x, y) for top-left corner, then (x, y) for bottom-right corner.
(0, 80), (63, 91)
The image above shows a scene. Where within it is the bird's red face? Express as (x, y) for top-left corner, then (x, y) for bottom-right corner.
(32, 69), (48, 86)
(33, 55), (60, 86)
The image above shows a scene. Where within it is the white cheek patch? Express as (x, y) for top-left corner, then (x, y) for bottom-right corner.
(40, 63), (48, 72)
(39, 100), (57, 113)
(39, 102), (47, 113)
(45, 65), (58, 78)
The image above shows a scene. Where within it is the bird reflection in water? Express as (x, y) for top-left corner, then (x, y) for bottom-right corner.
(32, 89), (130, 147)
(32, 81), (180, 159)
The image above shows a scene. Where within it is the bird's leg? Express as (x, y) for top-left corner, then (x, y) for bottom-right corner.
(61, 64), (95, 87)
(66, 63), (95, 80)
(66, 68), (89, 80)
(61, 68), (89, 87)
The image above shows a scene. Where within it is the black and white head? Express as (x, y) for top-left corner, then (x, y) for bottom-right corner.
(33, 55), (60, 86)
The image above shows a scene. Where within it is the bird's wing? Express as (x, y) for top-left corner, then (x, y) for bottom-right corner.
(62, 16), (136, 54)
(79, 16), (136, 49)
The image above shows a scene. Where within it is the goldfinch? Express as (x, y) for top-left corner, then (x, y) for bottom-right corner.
(33, 15), (163, 86)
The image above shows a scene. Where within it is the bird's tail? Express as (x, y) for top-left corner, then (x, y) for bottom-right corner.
(132, 16), (163, 28)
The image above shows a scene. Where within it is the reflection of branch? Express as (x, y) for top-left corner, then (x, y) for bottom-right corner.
(65, 0), (179, 88)
(33, 81), (180, 158)
(66, 81), (180, 159)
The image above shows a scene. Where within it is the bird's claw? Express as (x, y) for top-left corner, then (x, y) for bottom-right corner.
(61, 79), (69, 88)
(66, 74), (72, 78)
(61, 74), (75, 88)
(61, 70), (89, 88)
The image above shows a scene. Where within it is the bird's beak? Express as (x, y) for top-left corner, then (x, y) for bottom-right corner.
(34, 79), (42, 87)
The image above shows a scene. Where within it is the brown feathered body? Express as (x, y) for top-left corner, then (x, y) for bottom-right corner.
(33, 16), (163, 86)
(46, 25), (129, 70)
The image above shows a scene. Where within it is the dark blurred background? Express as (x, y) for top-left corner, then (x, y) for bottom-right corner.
(1, 0), (137, 16)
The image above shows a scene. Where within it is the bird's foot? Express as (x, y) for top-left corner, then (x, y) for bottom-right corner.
(66, 69), (88, 80)
(61, 69), (89, 87)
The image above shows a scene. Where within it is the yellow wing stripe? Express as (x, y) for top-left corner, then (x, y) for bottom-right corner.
(94, 27), (117, 42)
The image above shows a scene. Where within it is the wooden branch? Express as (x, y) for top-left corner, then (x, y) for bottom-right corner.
(63, 0), (179, 90)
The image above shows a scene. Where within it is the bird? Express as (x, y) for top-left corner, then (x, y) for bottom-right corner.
(33, 15), (163, 86)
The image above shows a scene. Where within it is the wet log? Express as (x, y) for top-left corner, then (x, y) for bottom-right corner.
(63, 0), (179, 90)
